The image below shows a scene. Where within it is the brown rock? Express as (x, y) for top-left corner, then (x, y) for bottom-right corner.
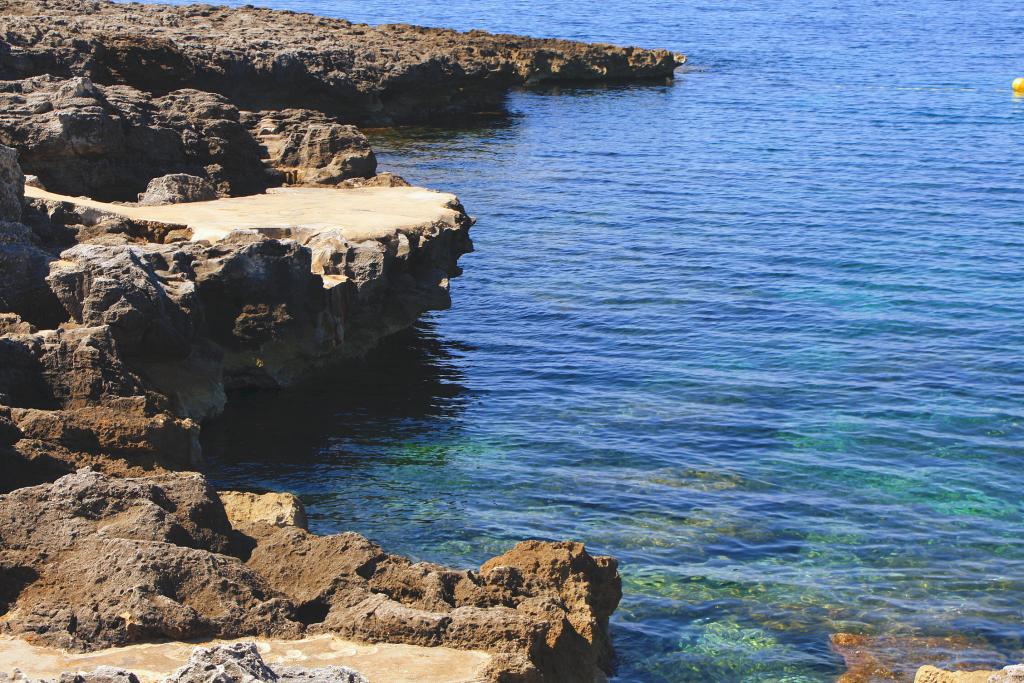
(248, 528), (620, 682)
(832, 633), (1010, 683)
(340, 173), (411, 189)
(914, 664), (1024, 682)
(218, 490), (309, 535)
(0, 469), (301, 651)
(479, 540), (622, 673)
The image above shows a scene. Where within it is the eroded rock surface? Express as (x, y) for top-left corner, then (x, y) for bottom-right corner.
(244, 110), (377, 186)
(0, 643), (369, 683)
(0, 0), (682, 126)
(0, 470), (621, 682)
(0, 76), (268, 201)
(140, 174), (218, 206)
(0, 144), (22, 220)
(0, 142), (472, 480)
(219, 490), (309, 534)
(165, 643), (368, 683)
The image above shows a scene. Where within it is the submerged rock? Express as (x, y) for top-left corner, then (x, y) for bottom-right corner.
(832, 633), (1011, 683)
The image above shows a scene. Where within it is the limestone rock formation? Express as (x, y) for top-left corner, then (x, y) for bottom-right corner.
(0, 144), (22, 220)
(0, 76), (267, 200)
(340, 172), (411, 189)
(1, 148), (471, 479)
(139, 174), (218, 206)
(244, 110), (376, 186)
(0, 643), (370, 683)
(0, 0), (682, 126)
(0, 470), (621, 682)
(218, 491), (309, 534)
(0, 146), (67, 326)
(165, 643), (367, 683)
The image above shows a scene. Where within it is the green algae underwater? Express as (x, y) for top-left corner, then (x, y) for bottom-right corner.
(198, 0), (1024, 679)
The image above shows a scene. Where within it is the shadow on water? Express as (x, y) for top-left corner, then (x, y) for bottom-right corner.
(201, 322), (471, 484)
(365, 79), (677, 149)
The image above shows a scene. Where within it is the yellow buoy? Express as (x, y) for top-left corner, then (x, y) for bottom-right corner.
(1014, 77), (1024, 95)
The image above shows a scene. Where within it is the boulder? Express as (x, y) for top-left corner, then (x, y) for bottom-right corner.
(60, 666), (140, 683)
(139, 174), (218, 206)
(47, 243), (201, 358)
(275, 125), (375, 185)
(218, 491), (309, 535)
(340, 172), (411, 189)
(164, 642), (277, 683)
(0, 470), (619, 680)
(0, 666), (143, 683)
(0, 469), (301, 651)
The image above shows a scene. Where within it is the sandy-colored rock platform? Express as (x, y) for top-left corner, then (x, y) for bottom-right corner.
(0, 635), (491, 683)
(915, 664), (1024, 683)
(24, 185), (464, 244)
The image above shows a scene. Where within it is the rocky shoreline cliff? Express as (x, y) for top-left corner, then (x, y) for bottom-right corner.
(0, 1), (682, 680)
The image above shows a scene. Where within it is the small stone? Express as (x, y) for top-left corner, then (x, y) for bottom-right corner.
(139, 174), (218, 206)
(218, 490), (309, 532)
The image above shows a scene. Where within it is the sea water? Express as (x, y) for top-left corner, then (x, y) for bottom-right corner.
(198, 0), (1024, 680)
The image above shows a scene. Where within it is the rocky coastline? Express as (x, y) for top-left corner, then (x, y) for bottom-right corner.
(0, 1), (683, 680)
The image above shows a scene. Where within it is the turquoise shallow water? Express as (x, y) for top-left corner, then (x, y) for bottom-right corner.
(197, 0), (1024, 680)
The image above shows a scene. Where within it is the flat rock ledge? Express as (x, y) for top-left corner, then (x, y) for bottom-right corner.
(2, 641), (377, 683)
(914, 665), (1024, 683)
(0, 143), (473, 479)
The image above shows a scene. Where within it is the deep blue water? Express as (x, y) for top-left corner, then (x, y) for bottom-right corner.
(198, 1), (1024, 680)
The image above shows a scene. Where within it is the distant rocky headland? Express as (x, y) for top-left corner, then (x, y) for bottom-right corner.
(0, 1), (681, 680)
